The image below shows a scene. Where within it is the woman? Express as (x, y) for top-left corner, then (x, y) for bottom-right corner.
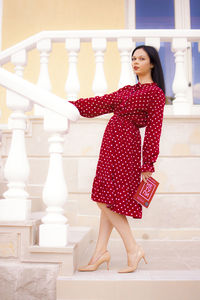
(70, 45), (165, 273)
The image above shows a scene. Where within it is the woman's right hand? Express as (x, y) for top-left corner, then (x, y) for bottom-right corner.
(141, 172), (152, 183)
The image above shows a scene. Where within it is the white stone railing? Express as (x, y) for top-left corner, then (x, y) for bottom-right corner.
(0, 68), (80, 247)
(0, 29), (200, 247)
(0, 29), (200, 114)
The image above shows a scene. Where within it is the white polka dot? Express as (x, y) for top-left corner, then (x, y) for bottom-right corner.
(70, 82), (165, 218)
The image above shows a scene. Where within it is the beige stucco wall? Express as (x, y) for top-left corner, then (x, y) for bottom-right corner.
(0, 0), (125, 123)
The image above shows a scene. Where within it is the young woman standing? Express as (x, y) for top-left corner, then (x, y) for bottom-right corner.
(70, 45), (165, 273)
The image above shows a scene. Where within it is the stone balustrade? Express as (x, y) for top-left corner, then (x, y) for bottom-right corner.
(0, 68), (79, 247)
(0, 29), (200, 247)
(0, 29), (200, 113)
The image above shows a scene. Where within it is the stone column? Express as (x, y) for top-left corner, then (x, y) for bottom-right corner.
(65, 38), (80, 100)
(0, 50), (32, 221)
(35, 39), (52, 116)
(117, 37), (135, 88)
(39, 110), (69, 247)
(172, 38), (190, 114)
(92, 38), (108, 96)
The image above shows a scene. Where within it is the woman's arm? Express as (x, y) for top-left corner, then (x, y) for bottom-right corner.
(141, 89), (165, 176)
(69, 87), (127, 118)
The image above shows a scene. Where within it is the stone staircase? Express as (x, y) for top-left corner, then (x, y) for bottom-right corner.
(0, 217), (91, 276)
(57, 239), (200, 300)
(0, 113), (200, 299)
(1, 114), (200, 237)
(0, 217), (92, 299)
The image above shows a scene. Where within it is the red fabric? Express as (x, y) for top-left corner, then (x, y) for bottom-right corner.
(70, 82), (165, 218)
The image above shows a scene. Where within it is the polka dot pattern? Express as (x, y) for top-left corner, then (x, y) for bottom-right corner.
(70, 82), (165, 218)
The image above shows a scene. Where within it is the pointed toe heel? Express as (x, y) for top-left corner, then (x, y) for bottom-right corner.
(118, 245), (147, 274)
(143, 255), (148, 264)
(78, 251), (111, 272)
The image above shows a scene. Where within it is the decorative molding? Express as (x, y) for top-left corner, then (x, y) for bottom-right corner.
(1, 29), (200, 65)
(175, 0), (191, 29)
(124, 0), (136, 29)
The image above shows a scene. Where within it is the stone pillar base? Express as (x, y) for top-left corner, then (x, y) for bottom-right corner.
(0, 199), (31, 221)
(39, 223), (69, 247)
(173, 101), (191, 115)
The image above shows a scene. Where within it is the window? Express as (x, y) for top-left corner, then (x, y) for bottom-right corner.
(190, 0), (200, 28)
(126, 0), (200, 104)
(135, 0), (175, 99)
(192, 43), (200, 104)
(190, 0), (200, 104)
(135, 0), (174, 29)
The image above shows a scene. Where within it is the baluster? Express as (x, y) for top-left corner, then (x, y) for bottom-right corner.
(0, 127), (1, 162)
(117, 38), (135, 88)
(145, 38), (160, 51)
(0, 50), (32, 221)
(35, 39), (52, 116)
(172, 38), (190, 114)
(92, 38), (107, 96)
(39, 110), (69, 247)
(65, 38), (80, 100)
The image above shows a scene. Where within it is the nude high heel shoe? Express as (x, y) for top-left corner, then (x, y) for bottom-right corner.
(78, 251), (111, 272)
(118, 245), (147, 273)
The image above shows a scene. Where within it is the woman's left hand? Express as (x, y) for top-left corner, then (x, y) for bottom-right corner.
(141, 172), (152, 183)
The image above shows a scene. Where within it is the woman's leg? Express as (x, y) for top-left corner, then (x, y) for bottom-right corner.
(97, 202), (138, 266)
(89, 209), (113, 264)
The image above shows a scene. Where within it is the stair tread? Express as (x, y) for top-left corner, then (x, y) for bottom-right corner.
(57, 239), (200, 281)
(58, 269), (200, 281)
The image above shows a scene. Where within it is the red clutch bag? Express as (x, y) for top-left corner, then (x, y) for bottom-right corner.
(133, 177), (159, 208)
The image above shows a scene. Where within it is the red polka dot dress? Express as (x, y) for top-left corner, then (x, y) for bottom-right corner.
(70, 82), (165, 218)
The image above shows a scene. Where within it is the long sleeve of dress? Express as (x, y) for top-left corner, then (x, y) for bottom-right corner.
(141, 90), (165, 173)
(69, 88), (124, 118)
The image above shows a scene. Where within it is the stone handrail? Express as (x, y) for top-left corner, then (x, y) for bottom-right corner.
(1, 29), (200, 115)
(0, 68), (79, 121)
(0, 29), (200, 64)
(0, 67), (79, 247)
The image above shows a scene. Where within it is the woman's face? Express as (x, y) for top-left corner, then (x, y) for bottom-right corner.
(132, 48), (153, 78)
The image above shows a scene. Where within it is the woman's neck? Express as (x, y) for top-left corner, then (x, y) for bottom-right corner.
(138, 75), (153, 84)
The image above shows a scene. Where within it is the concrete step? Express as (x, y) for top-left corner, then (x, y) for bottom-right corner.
(0, 261), (59, 300)
(57, 239), (200, 300)
(2, 115), (200, 158)
(27, 226), (93, 276)
(1, 156), (198, 194)
(0, 219), (92, 276)
(57, 271), (200, 300)
(1, 116), (200, 244)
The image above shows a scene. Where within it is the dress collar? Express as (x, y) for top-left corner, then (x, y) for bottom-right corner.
(135, 82), (156, 89)
(137, 82), (155, 86)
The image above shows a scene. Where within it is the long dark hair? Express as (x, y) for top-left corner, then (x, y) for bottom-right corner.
(132, 45), (165, 94)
